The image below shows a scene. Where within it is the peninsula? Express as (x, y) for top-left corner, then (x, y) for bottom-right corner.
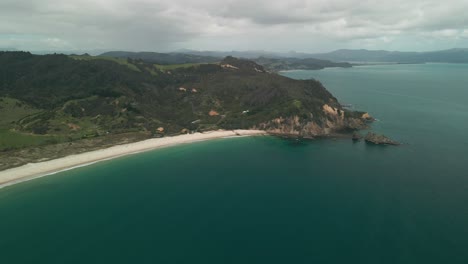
(0, 51), (371, 173)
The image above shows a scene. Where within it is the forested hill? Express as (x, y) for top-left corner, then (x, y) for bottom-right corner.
(0, 52), (369, 157)
(100, 51), (219, 64)
(101, 51), (352, 71)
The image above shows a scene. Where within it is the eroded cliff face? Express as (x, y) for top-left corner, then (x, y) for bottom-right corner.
(253, 104), (371, 138)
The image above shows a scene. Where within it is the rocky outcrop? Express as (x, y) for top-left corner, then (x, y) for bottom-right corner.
(361, 112), (374, 122)
(323, 104), (344, 118)
(254, 108), (369, 138)
(352, 132), (362, 141)
(364, 132), (399, 145)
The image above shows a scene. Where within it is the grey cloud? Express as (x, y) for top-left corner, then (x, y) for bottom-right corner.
(1, 0), (468, 52)
(0, 0), (199, 51)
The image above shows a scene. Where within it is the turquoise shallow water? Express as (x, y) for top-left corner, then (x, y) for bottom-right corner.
(1, 63), (468, 263)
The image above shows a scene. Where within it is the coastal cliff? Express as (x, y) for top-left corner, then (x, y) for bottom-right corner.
(255, 105), (370, 138)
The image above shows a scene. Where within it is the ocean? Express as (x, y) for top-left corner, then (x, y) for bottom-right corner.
(1, 63), (468, 263)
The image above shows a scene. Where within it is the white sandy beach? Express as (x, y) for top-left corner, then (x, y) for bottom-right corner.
(0, 130), (266, 189)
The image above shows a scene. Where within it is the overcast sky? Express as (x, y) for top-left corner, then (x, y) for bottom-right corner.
(1, 0), (468, 53)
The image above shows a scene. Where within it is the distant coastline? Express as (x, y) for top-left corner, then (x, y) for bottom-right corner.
(0, 130), (266, 190)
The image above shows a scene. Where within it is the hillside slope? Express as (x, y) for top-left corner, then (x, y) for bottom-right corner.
(0, 52), (370, 168)
(100, 51), (219, 65)
(102, 50), (352, 71)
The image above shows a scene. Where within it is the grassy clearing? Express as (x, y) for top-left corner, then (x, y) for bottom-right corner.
(154, 63), (206, 70)
(146, 67), (160, 76)
(0, 97), (68, 151)
(0, 97), (41, 128)
(0, 129), (64, 151)
(70, 56), (214, 72)
(70, 55), (141, 72)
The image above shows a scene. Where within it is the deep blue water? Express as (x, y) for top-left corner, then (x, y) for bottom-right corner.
(1, 63), (468, 263)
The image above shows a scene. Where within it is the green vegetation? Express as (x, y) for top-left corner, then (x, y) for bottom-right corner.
(0, 51), (366, 169)
(254, 57), (352, 71)
(0, 129), (62, 151)
(100, 51), (219, 64)
(153, 63), (205, 71)
(70, 55), (140, 71)
(72, 55), (212, 72)
(292, 100), (302, 109)
(0, 97), (53, 151)
(0, 97), (41, 127)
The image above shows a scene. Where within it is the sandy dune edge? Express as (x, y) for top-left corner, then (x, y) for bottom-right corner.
(0, 130), (266, 189)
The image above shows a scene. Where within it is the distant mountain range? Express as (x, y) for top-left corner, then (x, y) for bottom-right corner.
(99, 51), (351, 71)
(174, 49), (290, 59)
(9, 47), (468, 64)
(97, 48), (468, 72)
(177, 48), (468, 63)
(252, 57), (351, 71)
(308, 48), (468, 63)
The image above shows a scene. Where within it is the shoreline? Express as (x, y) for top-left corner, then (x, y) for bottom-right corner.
(0, 130), (266, 190)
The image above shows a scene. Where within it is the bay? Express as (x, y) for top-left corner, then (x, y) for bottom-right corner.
(1, 63), (468, 263)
